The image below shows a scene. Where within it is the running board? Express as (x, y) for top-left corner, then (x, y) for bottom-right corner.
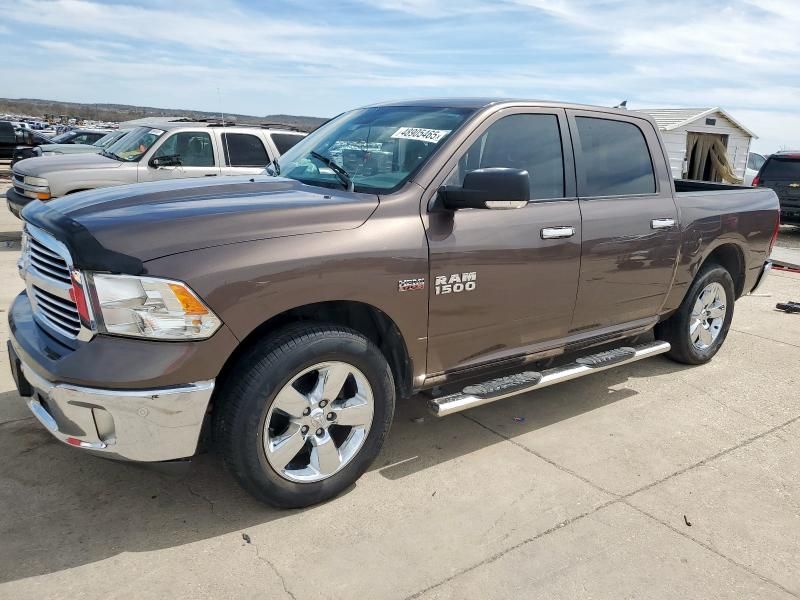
(428, 341), (671, 417)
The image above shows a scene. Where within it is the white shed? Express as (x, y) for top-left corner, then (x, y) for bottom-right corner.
(635, 107), (757, 183)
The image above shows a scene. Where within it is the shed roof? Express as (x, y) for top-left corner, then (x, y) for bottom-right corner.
(634, 107), (757, 139)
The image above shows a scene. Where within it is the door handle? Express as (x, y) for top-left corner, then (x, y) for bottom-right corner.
(541, 226), (576, 240)
(651, 218), (676, 229)
(204, 174), (218, 177)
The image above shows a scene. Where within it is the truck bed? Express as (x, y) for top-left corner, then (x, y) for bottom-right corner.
(674, 179), (750, 193)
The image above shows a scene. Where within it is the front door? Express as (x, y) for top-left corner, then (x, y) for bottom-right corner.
(424, 108), (582, 376)
(138, 130), (220, 182)
(566, 109), (680, 334)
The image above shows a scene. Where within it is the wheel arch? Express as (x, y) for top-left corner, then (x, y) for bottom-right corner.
(698, 242), (747, 298)
(215, 300), (414, 403)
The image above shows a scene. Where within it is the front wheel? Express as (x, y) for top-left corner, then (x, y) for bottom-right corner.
(655, 263), (735, 365)
(215, 323), (395, 508)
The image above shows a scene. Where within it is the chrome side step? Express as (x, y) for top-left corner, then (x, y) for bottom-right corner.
(428, 341), (671, 417)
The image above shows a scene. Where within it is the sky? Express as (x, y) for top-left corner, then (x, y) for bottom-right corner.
(0, 0), (797, 153)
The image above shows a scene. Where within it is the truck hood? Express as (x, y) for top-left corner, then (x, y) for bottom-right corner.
(14, 152), (122, 176)
(40, 143), (100, 155)
(39, 176), (379, 263)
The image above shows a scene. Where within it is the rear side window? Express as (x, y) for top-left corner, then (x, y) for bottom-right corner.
(446, 113), (565, 200)
(574, 117), (656, 196)
(761, 157), (800, 180)
(221, 133), (269, 167)
(270, 133), (305, 155)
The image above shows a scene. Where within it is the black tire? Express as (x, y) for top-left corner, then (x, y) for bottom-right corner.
(655, 263), (735, 365)
(215, 323), (395, 508)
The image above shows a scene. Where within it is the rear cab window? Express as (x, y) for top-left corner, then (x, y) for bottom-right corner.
(573, 117), (656, 197)
(761, 156), (800, 180)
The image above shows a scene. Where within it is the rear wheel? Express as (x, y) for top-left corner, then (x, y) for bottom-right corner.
(655, 263), (735, 364)
(216, 323), (395, 508)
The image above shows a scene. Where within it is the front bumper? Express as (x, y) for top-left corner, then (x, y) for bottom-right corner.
(8, 292), (236, 461)
(16, 355), (214, 461)
(6, 186), (31, 219)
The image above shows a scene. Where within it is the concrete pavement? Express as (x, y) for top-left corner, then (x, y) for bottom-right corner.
(0, 214), (798, 599)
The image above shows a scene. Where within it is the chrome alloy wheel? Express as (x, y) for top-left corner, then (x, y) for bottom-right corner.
(689, 282), (727, 350)
(263, 361), (375, 483)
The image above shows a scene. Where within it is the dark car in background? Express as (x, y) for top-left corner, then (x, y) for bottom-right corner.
(11, 128), (111, 165)
(0, 120), (20, 159)
(754, 151), (800, 224)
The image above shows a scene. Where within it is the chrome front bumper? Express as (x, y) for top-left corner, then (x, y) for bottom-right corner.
(20, 361), (214, 462)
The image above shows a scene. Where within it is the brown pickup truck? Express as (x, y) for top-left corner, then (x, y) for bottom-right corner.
(8, 99), (779, 508)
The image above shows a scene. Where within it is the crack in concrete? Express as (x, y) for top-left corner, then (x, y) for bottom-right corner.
(730, 327), (800, 349)
(404, 411), (800, 599)
(250, 539), (298, 600)
(625, 500), (800, 599)
(184, 483), (215, 514)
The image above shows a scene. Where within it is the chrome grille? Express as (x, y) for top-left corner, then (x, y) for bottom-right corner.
(22, 225), (87, 341)
(28, 236), (72, 284)
(31, 285), (81, 337)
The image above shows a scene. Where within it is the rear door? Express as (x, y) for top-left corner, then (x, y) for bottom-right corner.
(424, 108), (582, 375)
(566, 110), (680, 333)
(138, 130), (220, 182)
(218, 131), (273, 176)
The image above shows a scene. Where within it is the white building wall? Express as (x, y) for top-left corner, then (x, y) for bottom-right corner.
(657, 111), (752, 180)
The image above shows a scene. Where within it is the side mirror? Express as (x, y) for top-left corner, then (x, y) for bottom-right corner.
(149, 154), (181, 168)
(438, 168), (529, 210)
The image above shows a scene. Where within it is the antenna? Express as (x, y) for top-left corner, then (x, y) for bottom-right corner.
(218, 87), (232, 168)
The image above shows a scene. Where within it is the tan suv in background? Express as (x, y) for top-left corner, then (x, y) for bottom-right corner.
(6, 121), (306, 217)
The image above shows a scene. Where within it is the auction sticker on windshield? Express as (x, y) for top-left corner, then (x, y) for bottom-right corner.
(391, 127), (451, 144)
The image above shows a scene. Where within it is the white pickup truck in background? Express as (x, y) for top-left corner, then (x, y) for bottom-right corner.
(6, 121), (306, 217)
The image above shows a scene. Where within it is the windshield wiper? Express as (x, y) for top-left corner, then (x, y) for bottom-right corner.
(101, 149), (122, 161)
(310, 150), (354, 192)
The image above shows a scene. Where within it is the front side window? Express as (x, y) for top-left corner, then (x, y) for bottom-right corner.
(574, 117), (656, 197)
(276, 106), (474, 193)
(154, 132), (215, 167)
(222, 133), (269, 167)
(106, 126), (165, 162)
(444, 113), (565, 200)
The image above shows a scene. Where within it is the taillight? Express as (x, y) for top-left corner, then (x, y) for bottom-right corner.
(767, 215), (780, 256)
(752, 175), (760, 187)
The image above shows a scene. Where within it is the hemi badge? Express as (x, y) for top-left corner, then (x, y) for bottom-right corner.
(398, 278), (425, 292)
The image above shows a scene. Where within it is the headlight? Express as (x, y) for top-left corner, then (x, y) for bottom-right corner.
(92, 274), (221, 340)
(24, 176), (48, 187)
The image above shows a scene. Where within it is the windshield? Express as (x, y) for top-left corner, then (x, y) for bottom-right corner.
(275, 106), (474, 192)
(92, 130), (125, 148)
(762, 157), (800, 180)
(50, 131), (75, 143)
(105, 126), (165, 161)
